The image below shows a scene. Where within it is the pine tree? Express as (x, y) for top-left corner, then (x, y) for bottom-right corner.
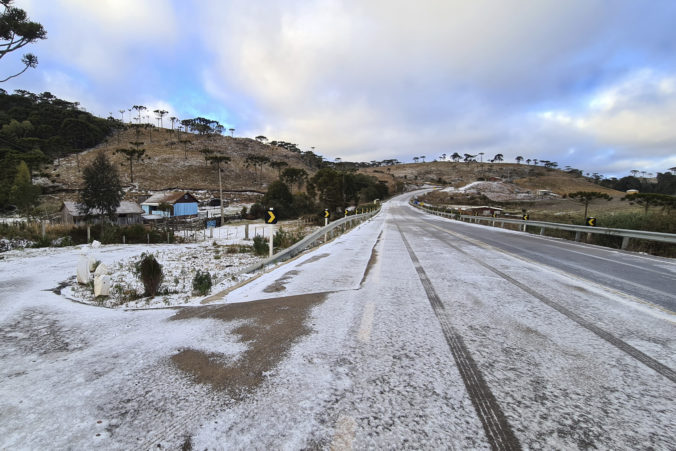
(10, 161), (40, 213)
(80, 152), (123, 229)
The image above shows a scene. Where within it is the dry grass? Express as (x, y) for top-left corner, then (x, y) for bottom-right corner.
(43, 128), (313, 194)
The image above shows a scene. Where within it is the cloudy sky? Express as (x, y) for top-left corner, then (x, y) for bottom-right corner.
(4, 0), (676, 177)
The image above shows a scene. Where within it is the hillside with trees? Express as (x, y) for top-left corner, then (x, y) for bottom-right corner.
(0, 89), (116, 210)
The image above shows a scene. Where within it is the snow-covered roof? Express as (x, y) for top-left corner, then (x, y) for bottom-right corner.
(62, 201), (144, 217)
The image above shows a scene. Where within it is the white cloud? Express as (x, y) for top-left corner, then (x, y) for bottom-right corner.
(8, 0), (676, 177)
(16, 0), (179, 82)
(543, 70), (676, 152)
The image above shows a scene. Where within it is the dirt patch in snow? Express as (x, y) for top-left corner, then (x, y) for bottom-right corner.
(170, 292), (326, 398)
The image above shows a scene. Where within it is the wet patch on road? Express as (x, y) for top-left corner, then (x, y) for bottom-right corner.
(360, 231), (382, 287)
(170, 292), (327, 398)
(0, 309), (88, 356)
(262, 270), (300, 293)
(297, 253), (330, 266)
(49, 276), (76, 295)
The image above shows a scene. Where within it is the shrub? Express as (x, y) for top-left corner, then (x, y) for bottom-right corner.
(134, 253), (163, 297)
(273, 228), (304, 249)
(192, 270), (212, 296)
(252, 235), (268, 255)
(225, 244), (251, 253)
(31, 236), (52, 248)
(249, 203), (266, 219)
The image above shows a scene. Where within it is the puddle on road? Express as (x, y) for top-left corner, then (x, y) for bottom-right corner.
(170, 292), (327, 398)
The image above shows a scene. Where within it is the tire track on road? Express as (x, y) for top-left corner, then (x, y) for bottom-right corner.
(396, 224), (521, 451)
(423, 222), (676, 384)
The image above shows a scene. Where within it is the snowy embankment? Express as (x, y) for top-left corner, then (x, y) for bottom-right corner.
(2, 222), (315, 310)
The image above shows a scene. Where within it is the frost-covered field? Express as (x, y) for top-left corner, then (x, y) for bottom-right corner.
(62, 240), (264, 309)
(1, 222), (312, 310)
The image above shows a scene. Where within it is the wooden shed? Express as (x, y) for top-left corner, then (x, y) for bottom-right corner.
(61, 201), (144, 226)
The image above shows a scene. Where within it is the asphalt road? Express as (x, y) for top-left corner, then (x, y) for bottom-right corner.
(407, 202), (676, 313)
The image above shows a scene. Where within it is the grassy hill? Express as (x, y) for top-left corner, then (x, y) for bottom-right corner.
(46, 128), (314, 191)
(360, 160), (616, 195)
(38, 133), (638, 220)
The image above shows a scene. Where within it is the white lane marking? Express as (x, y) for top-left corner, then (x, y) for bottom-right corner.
(426, 221), (676, 320)
(330, 415), (356, 451)
(358, 302), (375, 343)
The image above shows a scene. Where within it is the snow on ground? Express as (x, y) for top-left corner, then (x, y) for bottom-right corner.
(0, 244), (248, 449)
(2, 194), (673, 449)
(224, 217), (384, 303)
(451, 180), (524, 201)
(2, 221), (316, 310)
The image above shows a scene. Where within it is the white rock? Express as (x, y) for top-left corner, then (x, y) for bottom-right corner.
(94, 263), (109, 276)
(88, 254), (98, 272)
(94, 275), (110, 297)
(76, 255), (90, 284)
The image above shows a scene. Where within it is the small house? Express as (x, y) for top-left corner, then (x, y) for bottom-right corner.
(61, 201), (144, 226)
(141, 192), (199, 218)
(467, 206), (504, 216)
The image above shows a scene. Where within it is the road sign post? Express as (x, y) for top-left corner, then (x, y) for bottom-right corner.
(266, 208), (277, 257)
(586, 217), (596, 242)
(323, 209), (330, 242)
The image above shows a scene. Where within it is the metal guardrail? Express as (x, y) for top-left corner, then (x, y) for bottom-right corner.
(239, 208), (381, 274)
(414, 203), (676, 250)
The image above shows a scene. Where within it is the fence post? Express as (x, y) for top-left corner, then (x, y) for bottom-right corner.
(123, 235), (126, 244)
(269, 224), (274, 258)
(621, 236), (630, 250)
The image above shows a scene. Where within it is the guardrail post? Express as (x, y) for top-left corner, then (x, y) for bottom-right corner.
(540, 227), (545, 236)
(621, 236), (630, 250)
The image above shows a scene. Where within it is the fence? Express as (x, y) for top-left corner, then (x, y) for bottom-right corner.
(414, 203), (676, 250)
(239, 208), (381, 275)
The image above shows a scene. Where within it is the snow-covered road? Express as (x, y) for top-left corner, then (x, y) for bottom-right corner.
(1, 193), (674, 449)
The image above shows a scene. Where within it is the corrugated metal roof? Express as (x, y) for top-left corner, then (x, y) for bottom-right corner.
(62, 201), (144, 217)
(141, 191), (196, 206)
